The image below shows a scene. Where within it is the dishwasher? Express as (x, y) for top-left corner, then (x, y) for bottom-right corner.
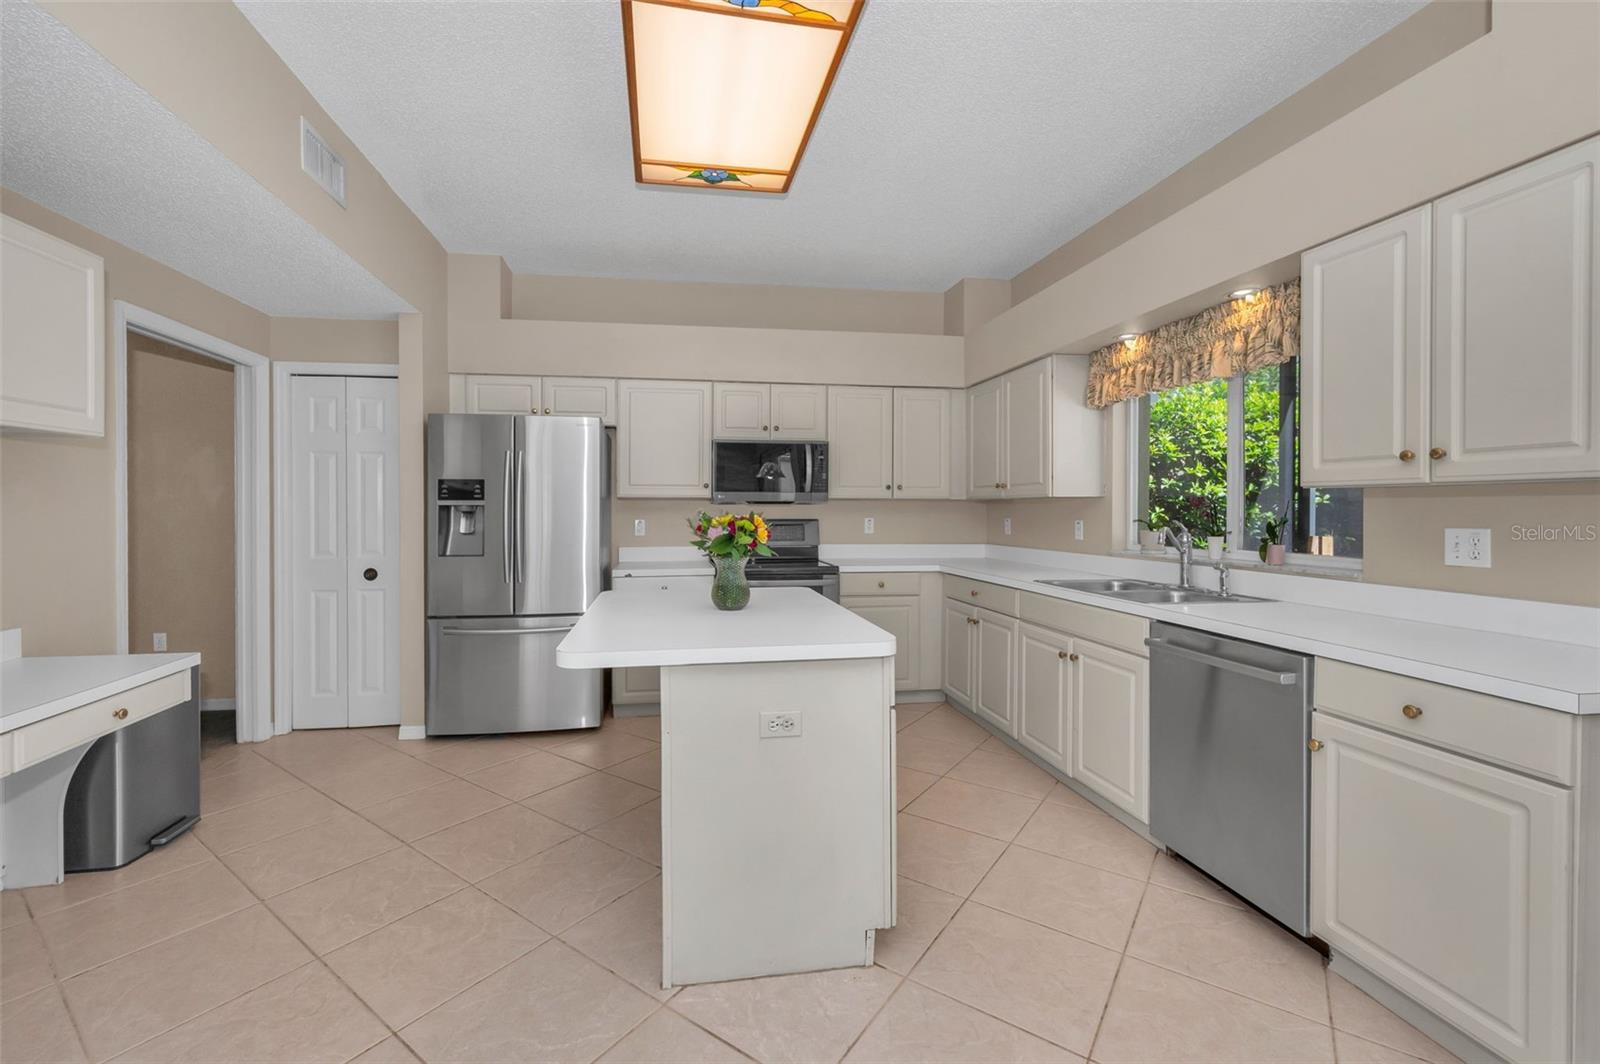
(1147, 623), (1313, 934)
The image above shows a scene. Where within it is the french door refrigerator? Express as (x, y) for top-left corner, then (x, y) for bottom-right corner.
(426, 414), (609, 735)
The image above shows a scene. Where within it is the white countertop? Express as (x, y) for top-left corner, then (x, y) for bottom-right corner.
(557, 588), (895, 669)
(1, 653), (201, 733)
(612, 553), (1600, 713)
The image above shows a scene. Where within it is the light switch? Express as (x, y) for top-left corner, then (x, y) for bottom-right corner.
(1002, 516), (1012, 536)
(863, 517), (875, 535)
(633, 519), (647, 536)
(1074, 520), (1085, 541)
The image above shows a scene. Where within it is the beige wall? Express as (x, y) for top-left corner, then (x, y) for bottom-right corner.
(0, 192), (271, 656)
(127, 338), (235, 698)
(513, 274), (945, 335)
(269, 318), (398, 365)
(614, 498), (986, 565)
(985, 497), (1116, 557)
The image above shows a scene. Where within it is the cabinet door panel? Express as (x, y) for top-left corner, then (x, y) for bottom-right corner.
(544, 377), (616, 424)
(1072, 638), (1147, 821)
(770, 384), (828, 439)
(466, 375), (541, 414)
(844, 597), (918, 689)
(827, 387), (893, 498)
(1432, 137), (1600, 481)
(0, 217), (104, 435)
(1017, 623), (1072, 771)
(713, 382), (770, 440)
(892, 389), (952, 498)
(942, 601), (975, 707)
(617, 380), (712, 497)
(967, 377), (1004, 499)
(1002, 360), (1050, 497)
(973, 607), (1017, 736)
(1311, 713), (1571, 1064)
(1301, 207), (1430, 486)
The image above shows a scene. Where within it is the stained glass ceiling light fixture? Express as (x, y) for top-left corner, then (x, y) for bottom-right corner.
(621, 0), (864, 193)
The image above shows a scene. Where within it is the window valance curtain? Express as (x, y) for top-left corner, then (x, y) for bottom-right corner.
(1084, 279), (1300, 410)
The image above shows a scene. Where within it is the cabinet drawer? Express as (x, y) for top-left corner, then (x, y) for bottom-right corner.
(9, 670), (191, 773)
(1018, 591), (1149, 657)
(611, 574), (711, 594)
(1315, 659), (1576, 784)
(944, 576), (1019, 616)
(842, 572), (921, 596)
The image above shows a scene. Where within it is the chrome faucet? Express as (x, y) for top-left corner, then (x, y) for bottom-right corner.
(1213, 560), (1233, 599)
(1162, 520), (1195, 589)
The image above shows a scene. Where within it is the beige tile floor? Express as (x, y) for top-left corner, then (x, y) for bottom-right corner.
(0, 703), (1464, 1064)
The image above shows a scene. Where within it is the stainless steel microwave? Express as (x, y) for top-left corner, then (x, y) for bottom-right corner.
(711, 440), (828, 505)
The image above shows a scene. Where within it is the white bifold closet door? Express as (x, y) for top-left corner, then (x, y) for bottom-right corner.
(290, 375), (400, 729)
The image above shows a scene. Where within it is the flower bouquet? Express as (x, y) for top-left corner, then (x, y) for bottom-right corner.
(688, 511), (775, 611)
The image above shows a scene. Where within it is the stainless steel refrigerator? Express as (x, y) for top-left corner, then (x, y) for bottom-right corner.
(426, 414), (609, 735)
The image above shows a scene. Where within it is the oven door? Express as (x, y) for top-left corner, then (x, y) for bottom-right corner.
(712, 441), (827, 505)
(747, 573), (840, 602)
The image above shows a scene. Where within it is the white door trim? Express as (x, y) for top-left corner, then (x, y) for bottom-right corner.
(113, 301), (272, 744)
(272, 361), (399, 735)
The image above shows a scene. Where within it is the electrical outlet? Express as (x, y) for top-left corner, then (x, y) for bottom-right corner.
(1074, 519), (1085, 541)
(1002, 516), (1012, 536)
(633, 518), (647, 536)
(863, 517), (875, 535)
(153, 632), (167, 652)
(1445, 527), (1492, 568)
(759, 711), (802, 738)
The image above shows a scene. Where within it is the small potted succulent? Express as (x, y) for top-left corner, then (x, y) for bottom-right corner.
(1257, 511), (1288, 566)
(688, 511), (775, 611)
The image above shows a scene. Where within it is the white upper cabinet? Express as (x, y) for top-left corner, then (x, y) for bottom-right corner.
(617, 379), (713, 498)
(544, 377), (616, 424)
(892, 388), (952, 499)
(1431, 136), (1600, 481)
(464, 374), (541, 415)
(770, 383), (828, 440)
(713, 382), (770, 439)
(1301, 136), (1599, 486)
(1, 217), (105, 436)
(1301, 207), (1431, 486)
(967, 376), (1004, 499)
(967, 356), (1102, 499)
(828, 386), (894, 499)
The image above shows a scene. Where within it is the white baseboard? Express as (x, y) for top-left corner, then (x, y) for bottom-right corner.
(201, 698), (236, 713)
(1327, 954), (1503, 1064)
(396, 725), (428, 741)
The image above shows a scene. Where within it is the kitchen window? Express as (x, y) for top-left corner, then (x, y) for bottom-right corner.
(1131, 358), (1363, 564)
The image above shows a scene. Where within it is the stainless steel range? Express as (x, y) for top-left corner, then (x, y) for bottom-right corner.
(746, 518), (839, 602)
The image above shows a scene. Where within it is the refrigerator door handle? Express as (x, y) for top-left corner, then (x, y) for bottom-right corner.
(514, 448), (525, 586)
(440, 625), (577, 636)
(501, 450), (513, 585)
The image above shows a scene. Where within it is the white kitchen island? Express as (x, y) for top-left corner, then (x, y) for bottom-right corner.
(558, 587), (897, 988)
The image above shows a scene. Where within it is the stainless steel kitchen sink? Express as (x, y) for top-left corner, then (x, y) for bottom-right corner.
(1034, 578), (1165, 593)
(1034, 578), (1268, 604)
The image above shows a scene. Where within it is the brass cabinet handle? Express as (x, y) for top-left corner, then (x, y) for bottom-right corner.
(970, 590), (979, 597)
(773, 425), (780, 431)
(1307, 738), (1323, 752)
(1001, 482), (1009, 490)
(994, 482), (1001, 489)
(702, 482), (709, 489)
(1058, 650), (1069, 659)
(966, 617), (978, 626)
(885, 484), (892, 491)
(1402, 704), (1423, 719)
(762, 425), (769, 431)
(1429, 447), (1447, 460)
(1069, 652), (1080, 662)
(896, 484), (903, 490)
(544, 408), (551, 415)
(113, 707), (129, 720)
(877, 580), (886, 589)
(1398, 449), (1416, 462)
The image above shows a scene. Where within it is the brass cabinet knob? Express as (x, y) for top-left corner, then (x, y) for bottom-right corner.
(994, 482), (1002, 489)
(544, 408), (551, 415)
(702, 482), (709, 489)
(1307, 738), (1323, 752)
(773, 425), (780, 431)
(762, 425), (769, 431)
(1429, 447), (1447, 460)
(1001, 482), (1008, 490)
(1402, 704), (1423, 719)
(113, 707), (129, 720)
(896, 484), (903, 490)
(1398, 449), (1416, 462)
(1069, 652), (1080, 662)
(970, 589), (979, 597)
(877, 580), (886, 589)
(1058, 650), (1069, 659)
(885, 484), (892, 491)
(967, 617), (978, 626)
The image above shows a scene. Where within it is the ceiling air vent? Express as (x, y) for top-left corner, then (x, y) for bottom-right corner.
(300, 117), (346, 207)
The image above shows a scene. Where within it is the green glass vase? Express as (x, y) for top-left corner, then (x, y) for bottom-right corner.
(710, 554), (750, 611)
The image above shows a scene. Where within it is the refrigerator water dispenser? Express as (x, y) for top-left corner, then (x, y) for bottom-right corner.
(437, 478), (485, 557)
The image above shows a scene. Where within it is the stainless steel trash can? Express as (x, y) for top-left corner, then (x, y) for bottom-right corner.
(62, 665), (201, 872)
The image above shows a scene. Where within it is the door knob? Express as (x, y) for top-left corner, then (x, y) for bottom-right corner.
(1398, 449), (1416, 462)
(363, 567), (378, 581)
(1307, 739), (1324, 752)
(1402, 703), (1423, 719)
(1429, 447), (1447, 460)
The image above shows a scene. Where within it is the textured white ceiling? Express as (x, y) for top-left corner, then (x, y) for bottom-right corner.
(1, 2), (413, 320)
(236, 0), (1422, 292)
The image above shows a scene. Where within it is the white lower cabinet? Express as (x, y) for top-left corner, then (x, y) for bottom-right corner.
(942, 600), (977, 708)
(1071, 638), (1148, 821)
(972, 607), (1018, 736)
(1016, 622), (1072, 770)
(844, 598), (918, 688)
(1311, 712), (1573, 1064)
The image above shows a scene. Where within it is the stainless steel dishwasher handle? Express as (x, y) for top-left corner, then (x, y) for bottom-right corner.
(442, 625), (577, 636)
(1144, 638), (1299, 685)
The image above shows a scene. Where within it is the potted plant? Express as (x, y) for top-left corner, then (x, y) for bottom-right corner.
(1257, 511), (1287, 565)
(1133, 514), (1167, 554)
(688, 510), (775, 611)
